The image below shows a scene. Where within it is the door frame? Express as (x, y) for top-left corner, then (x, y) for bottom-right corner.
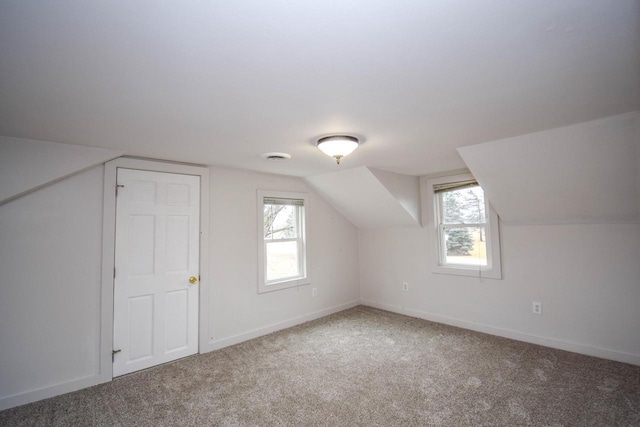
(99, 157), (210, 381)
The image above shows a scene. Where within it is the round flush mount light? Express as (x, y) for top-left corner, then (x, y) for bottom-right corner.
(260, 152), (292, 161)
(316, 135), (359, 165)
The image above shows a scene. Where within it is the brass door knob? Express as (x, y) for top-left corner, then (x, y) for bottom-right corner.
(189, 276), (198, 284)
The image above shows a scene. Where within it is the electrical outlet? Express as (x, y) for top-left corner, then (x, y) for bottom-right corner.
(532, 301), (542, 315)
(312, 287), (318, 297)
(402, 282), (409, 291)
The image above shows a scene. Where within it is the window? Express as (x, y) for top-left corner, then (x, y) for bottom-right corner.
(257, 190), (309, 293)
(425, 173), (501, 279)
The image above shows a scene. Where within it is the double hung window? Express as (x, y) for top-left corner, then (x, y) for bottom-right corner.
(435, 180), (487, 267)
(257, 190), (309, 293)
(426, 174), (501, 279)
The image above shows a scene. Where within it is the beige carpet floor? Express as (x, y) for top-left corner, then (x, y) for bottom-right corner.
(1, 306), (639, 426)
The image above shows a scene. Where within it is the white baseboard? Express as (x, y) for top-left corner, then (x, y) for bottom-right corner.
(360, 299), (640, 366)
(0, 373), (110, 412)
(1, 301), (359, 412)
(4, 298), (637, 412)
(205, 300), (361, 351)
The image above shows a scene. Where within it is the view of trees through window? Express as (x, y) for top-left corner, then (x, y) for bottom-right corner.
(264, 203), (300, 281)
(440, 185), (487, 266)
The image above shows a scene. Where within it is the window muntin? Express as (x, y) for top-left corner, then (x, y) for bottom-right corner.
(257, 191), (309, 293)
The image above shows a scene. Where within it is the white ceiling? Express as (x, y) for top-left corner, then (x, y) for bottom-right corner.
(458, 112), (640, 225)
(305, 166), (421, 228)
(1, 0), (638, 177)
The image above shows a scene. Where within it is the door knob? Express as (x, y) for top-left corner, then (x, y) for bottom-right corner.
(189, 276), (198, 284)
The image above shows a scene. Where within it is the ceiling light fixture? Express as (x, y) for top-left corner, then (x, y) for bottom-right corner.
(316, 135), (359, 165)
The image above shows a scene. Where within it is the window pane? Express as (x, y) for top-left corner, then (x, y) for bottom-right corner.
(264, 204), (298, 239)
(444, 226), (487, 266)
(266, 241), (299, 281)
(441, 186), (486, 224)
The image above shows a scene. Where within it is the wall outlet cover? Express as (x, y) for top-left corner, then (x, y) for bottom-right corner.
(532, 301), (542, 315)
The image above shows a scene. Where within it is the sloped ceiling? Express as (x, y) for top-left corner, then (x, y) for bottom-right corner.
(457, 112), (640, 225)
(1, 1), (639, 177)
(368, 168), (421, 224)
(0, 136), (123, 204)
(305, 167), (420, 228)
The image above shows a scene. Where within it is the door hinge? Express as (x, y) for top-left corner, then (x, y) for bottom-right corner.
(113, 266), (116, 278)
(115, 184), (124, 196)
(112, 349), (121, 361)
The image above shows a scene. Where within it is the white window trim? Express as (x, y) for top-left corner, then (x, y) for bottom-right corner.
(423, 173), (502, 279)
(257, 190), (310, 293)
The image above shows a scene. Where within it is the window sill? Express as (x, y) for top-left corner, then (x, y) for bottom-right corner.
(432, 265), (502, 280)
(258, 276), (311, 294)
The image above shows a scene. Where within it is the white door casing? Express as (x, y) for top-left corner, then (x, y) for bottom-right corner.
(113, 168), (200, 376)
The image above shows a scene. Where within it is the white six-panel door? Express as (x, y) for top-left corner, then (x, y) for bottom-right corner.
(113, 168), (200, 376)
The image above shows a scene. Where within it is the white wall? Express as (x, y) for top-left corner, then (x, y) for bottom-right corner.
(359, 222), (640, 364)
(358, 112), (640, 364)
(207, 167), (360, 348)
(0, 160), (361, 410)
(457, 111), (640, 225)
(0, 136), (122, 204)
(1, 124), (637, 411)
(0, 166), (105, 407)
